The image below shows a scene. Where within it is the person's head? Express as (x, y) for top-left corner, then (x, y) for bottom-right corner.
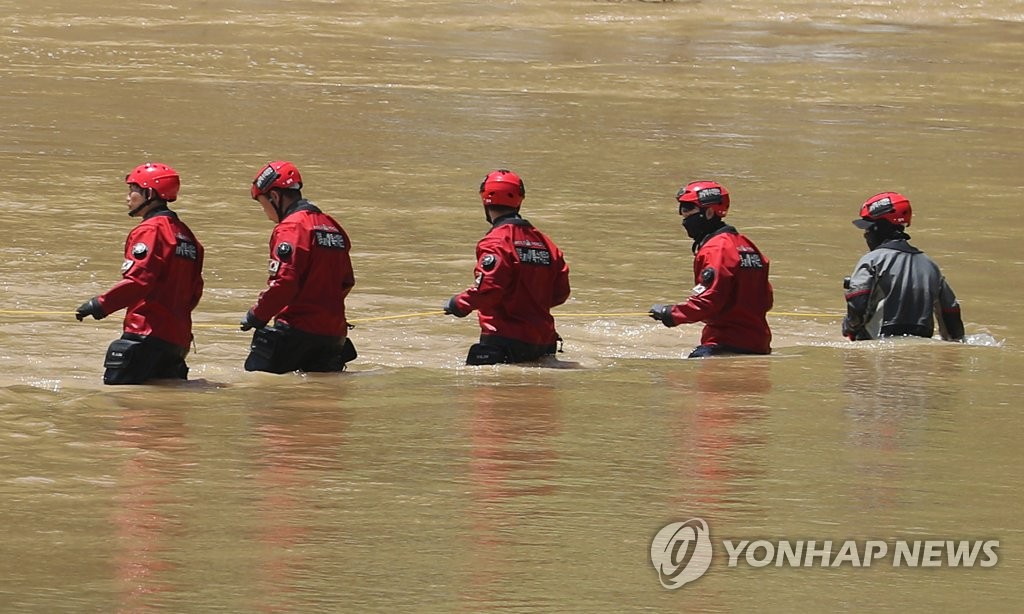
(479, 169), (525, 222)
(251, 161), (303, 222)
(124, 162), (179, 217)
(853, 191), (911, 250)
(676, 180), (729, 242)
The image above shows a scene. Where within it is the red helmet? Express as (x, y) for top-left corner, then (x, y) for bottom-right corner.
(479, 169), (525, 208)
(853, 192), (911, 229)
(251, 160), (302, 200)
(125, 162), (180, 202)
(677, 180), (729, 217)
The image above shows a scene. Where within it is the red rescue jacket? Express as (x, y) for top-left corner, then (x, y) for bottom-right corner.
(669, 226), (773, 354)
(454, 215), (570, 346)
(98, 209), (204, 349)
(251, 201), (355, 337)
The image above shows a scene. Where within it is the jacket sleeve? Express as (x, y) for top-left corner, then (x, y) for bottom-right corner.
(551, 246), (570, 308)
(842, 256), (875, 338)
(252, 223), (307, 322)
(190, 244), (205, 312)
(670, 244), (734, 324)
(935, 277), (965, 341)
(342, 229), (355, 293)
(454, 237), (513, 314)
(98, 224), (164, 314)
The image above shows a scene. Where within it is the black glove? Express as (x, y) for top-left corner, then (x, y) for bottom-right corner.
(240, 309), (267, 331)
(75, 297), (106, 321)
(649, 304), (676, 327)
(443, 295), (469, 318)
(841, 316), (858, 341)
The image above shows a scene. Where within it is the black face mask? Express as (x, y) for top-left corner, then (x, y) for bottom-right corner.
(681, 211), (722, 242)
(864, 227), (884, 251)
(863, 221), (907, 251)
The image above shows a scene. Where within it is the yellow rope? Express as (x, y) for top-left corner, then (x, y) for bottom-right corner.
(349, 310), (445, 323)
(769, 311), (840, 318)
(558, 310), (839, 319)
(0, 307), (842, 325)
(0, 310), (74, 315)
(559, 312), (651, 317)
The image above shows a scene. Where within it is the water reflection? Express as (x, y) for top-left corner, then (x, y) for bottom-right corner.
(1, 0), (1021, 609)
(104, 385), (352, 612)
(839, 345), (963, 513)
(244, 385), (349, 612)
(107, 396), (190, 612)
(460, 383), (561, 611)
(664, 359), (772, 517)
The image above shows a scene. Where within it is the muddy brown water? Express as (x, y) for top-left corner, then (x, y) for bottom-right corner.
(0, 1), (1020, 611)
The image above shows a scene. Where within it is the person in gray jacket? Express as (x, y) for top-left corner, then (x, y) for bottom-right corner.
(842, 192), (965, 342)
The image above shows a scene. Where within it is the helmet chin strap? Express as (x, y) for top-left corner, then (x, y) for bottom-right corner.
(129, 189), (158, 217)
(269, 191), (287, 222)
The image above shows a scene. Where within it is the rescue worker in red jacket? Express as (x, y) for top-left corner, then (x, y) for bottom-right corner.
(649, 180), (773, 357)
(240, 161), (357, 373)
(75, 162), (204, 384)
(444, 169), (571, 365)
(843, 192), (964, 341)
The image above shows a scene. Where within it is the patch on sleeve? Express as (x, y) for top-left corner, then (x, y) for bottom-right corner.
(514, 246), (552, 265)
(120, 259), (134, 275)
(314, 230), (347, 249)
(175, 240), (198, 261)
(131, 242), (149, 258)
(275, 242), (293, 261)
(738, 249), (764, 268)
(691, 284), (707, 296)
(268, 259), (281, 275)
(480, 254), (498, 271)
(474, 272), (484, 288)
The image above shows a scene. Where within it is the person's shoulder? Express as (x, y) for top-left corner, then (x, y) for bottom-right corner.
(317, 210), (347, 230)
(700, 229), (736, 250)
(911, 247), (944, 269)
(169, 214), (199, 235)
(476, 228), (513, 254)
(277, 209), (310, 226)
(715, 224), (754, 241)
(538, 229), (565, 252)
(731, 227), (760, 242)
(738, 232), (769, 255)
(477, 230), (504, 246)
(131, 215), (170, 237)
(525, 220), (557, 237)
(853, 248), (882, 268)
(271, 217), (304, 241)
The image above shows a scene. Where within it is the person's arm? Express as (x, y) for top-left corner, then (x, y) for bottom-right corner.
(250, 223), (307, 324)
(340, 227), (355, 294)
(650, 244), (735, 327)
(97, 224), (165, 314)
(842, 257), (875, 340)
(551, 245), (570, 308)
(189, 241), (204, 312)
(449, 237), (513, 315)
(935, 277), (965, 342)
(669, 244), (733, 325)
